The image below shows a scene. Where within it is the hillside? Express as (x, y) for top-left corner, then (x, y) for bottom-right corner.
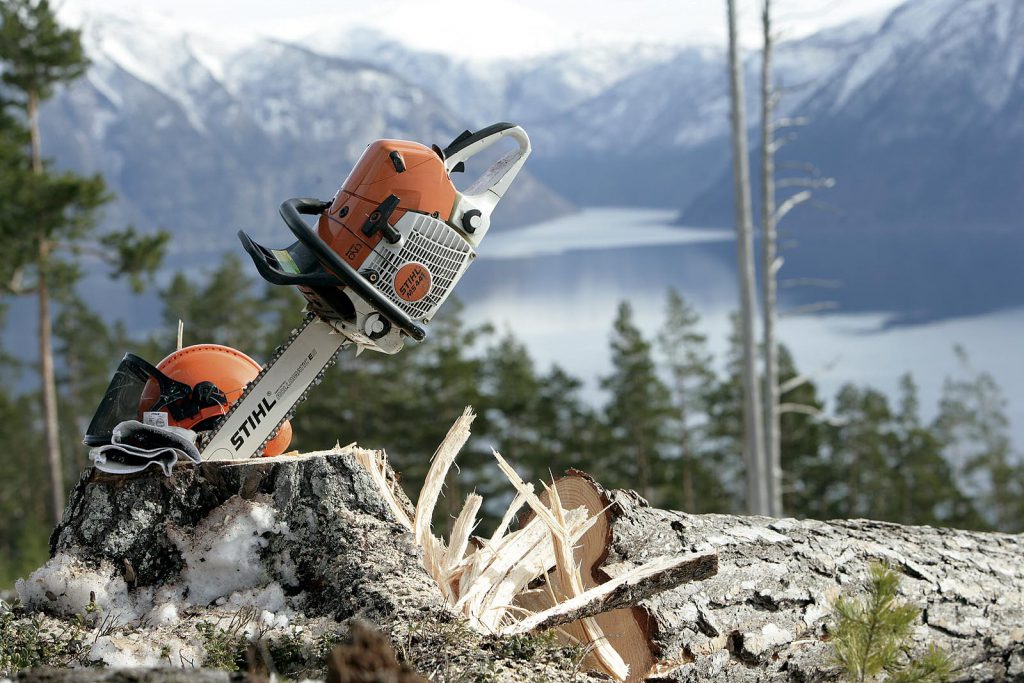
(680, 0), (1024, 322)
(39, 0), (1024, 324)
(42, 8), (573, 262)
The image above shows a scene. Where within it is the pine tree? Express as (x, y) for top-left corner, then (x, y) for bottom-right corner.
(0, 311), (46, 587)
(533, 364), (605, 480)
(776, 345), (828, 518)
(824, 385), (898, 519)
(934, 347), (1022, 532)
(702, 312), (749, 512)
(831, 561), (954, 683)
(656, 288), (722, 512)
(482, 332), (543, 475)
(0, 0), (166, 523)
(891, 375), (983, 529)
(156, 255), (266, 354)
(481, 334), (606, 489)
(821, 378), (980, 528)
(53, 293), (130, 471)
(600, 301), (673, 504)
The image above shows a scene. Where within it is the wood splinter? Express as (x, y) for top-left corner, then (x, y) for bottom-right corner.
(516, 470), (718, 682)
(354, 410), (719, 683)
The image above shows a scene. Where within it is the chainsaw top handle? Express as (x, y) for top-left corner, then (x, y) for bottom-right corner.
(277, 197), (427, 341)
(441, 122), (531, 244)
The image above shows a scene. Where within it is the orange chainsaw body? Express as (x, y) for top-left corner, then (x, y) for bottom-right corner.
(317, 140), (457, 270)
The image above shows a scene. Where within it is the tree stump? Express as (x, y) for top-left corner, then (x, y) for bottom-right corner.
(11, 450), (605, 682)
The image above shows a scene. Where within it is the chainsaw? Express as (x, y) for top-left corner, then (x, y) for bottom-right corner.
(194, 122), (531, 460)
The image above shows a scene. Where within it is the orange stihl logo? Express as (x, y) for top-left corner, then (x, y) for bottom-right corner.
(395, 263), (431, 302)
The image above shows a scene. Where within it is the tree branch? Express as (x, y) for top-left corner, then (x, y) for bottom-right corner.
(776, 177), (835, 189)
(51, 241), (117, 264)
(778, 402), (823, 416)
(780, 301), (839, 317)
(769, 132), (798, 154)
(779, 403), (848, 425)
(780, 355), (841, 394)
(775, 190), (813, 223)
(2, 266), (36, 296)
(774, 116), (809, 129)
(808, 198), (843, 216)
(778, 161), (826, 177)
(780, 277), (842, 289)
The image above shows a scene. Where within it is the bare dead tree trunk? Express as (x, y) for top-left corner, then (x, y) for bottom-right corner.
(760, 0), (783, 517)
(725, 0), (768, 516)
(29, 90), (65, 524)
(39, 247), (64, 523)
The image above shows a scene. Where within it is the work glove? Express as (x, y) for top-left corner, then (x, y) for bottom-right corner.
(89, 420), (201, 476)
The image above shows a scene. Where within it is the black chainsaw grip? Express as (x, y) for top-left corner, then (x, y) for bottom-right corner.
(278, 198), (427, 341)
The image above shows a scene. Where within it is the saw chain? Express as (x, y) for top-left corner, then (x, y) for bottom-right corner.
(197, 313), (348, 460)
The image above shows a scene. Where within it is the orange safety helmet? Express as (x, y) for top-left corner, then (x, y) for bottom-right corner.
(139, 344), (292, 457)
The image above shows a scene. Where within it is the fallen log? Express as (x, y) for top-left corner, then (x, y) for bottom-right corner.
(537, 471), (1024, 682)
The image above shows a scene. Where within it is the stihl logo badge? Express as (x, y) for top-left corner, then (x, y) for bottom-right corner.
(230, 396), (277, 450)
(394, 262), (431, 302)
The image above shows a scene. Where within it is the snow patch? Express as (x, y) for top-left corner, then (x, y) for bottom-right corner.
(760, 622), (795, 647)
(16, 554), (129, 616)
(90, 635), (163, 668)
(146, 601), (180, 626)
(90, 633), (198, 668)
(221, 583), (288, 616)
(167, 495), (288, 606)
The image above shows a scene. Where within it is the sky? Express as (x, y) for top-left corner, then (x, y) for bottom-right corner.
(63, 0), (907, 58)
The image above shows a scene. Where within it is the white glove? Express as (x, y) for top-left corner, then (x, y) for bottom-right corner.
(89, 420), (200, 476)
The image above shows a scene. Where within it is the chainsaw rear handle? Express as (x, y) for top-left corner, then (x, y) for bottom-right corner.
(274, 198), (427, 341)
(442, 122), (531, 245)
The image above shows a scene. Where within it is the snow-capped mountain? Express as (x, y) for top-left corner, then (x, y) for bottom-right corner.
(680, 0), (1024, 322)
(38, 0), (1024, 323)
(42, 7), (573, 258)
(284, 5), (894, 209)
(685, 0), (1024, 231)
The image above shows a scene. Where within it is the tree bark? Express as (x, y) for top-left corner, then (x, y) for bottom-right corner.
(760, 0), (783, 517)
(39, 246), (64, 525)
(725, 0), (768, 516)
(584, 480), (1024, 682)
(15, 452), (1024, 681)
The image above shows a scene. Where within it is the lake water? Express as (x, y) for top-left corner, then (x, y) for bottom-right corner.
(5, 206), (1021, 445)
(459, 208), (1024, 444)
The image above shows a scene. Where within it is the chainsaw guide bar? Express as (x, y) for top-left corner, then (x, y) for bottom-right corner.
(199, 314), (346, 460)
